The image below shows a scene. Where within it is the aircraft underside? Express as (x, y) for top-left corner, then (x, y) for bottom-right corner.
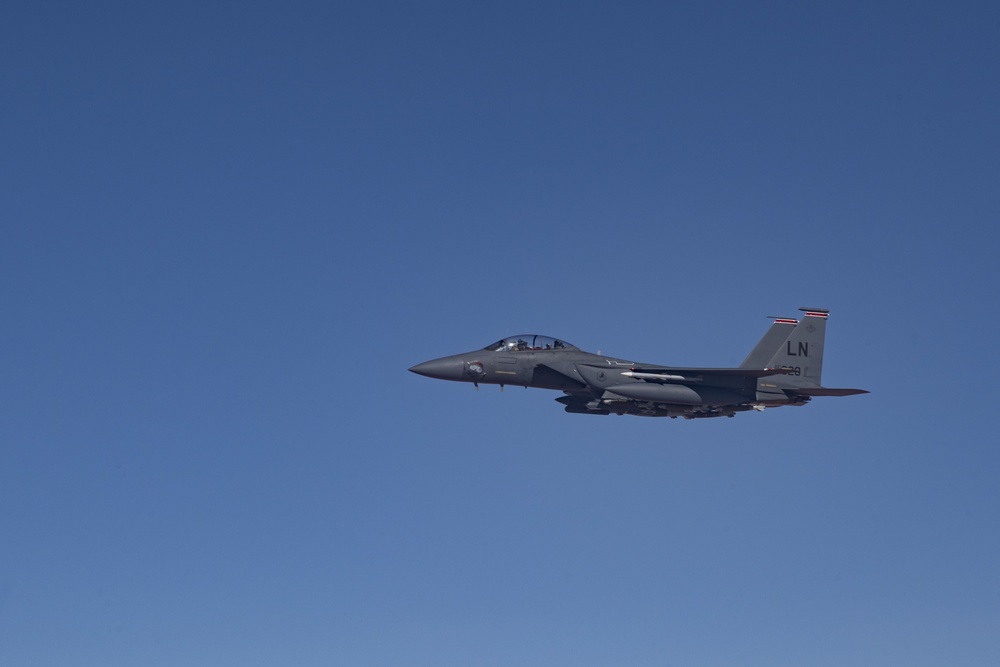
(557, 393), (811, 419)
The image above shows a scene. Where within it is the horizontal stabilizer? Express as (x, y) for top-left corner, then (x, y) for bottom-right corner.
(794, 386), (869, 397)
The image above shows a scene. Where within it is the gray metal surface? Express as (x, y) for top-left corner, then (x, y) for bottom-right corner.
(409, 309), (867, 419)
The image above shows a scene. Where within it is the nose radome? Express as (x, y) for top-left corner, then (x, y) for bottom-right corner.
(408, 357), (464, 381)
(408, 360), (436, 377)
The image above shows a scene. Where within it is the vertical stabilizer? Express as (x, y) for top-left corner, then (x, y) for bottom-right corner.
(740, 318), (797, 368)
(766, 308), (829, 388)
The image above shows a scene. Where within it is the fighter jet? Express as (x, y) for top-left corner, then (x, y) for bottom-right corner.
(408, 308), (867, 419)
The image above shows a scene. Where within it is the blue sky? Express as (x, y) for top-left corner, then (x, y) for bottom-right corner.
(2, 2), (999, 665)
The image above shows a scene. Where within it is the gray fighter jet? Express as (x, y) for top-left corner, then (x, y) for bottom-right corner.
(409, 308), (867, 419)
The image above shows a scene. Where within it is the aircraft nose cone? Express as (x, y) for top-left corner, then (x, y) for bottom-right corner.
(408, 357), (464, 381)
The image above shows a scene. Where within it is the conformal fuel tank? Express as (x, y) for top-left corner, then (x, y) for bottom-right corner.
(606, 383), (703, 404)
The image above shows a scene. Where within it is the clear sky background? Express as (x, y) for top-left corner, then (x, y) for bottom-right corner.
(3, 2), (999, 665)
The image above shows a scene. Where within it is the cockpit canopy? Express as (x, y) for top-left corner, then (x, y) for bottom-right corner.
(483, 335), (575, 352)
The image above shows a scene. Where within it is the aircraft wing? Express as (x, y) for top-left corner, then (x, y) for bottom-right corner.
(620, 366), (789, 382)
